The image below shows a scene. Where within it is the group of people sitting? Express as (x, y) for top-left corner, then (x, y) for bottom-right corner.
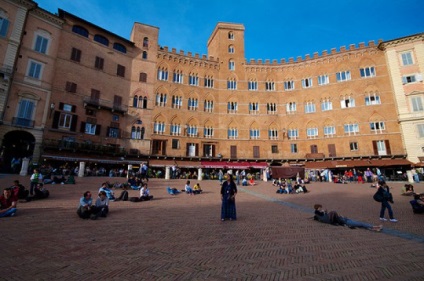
(241, 177), (256, 186)
(274, 178), (309, 194)
(183, 180), (203, 195)
(0, 180), (50, 218)
(77, 181), (155, 219)
(398, 183), (424, 213)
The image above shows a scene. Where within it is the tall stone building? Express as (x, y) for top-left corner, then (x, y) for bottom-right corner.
(0, 0), (420, 177)
(379, 33), (424, 165)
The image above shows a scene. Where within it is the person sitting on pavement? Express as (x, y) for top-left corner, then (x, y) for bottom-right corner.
(127, 176), (140, 190)
(193, 183), (203, 194)
(140, 183), (153, 200)
(99, 182), (115, 201)
(401, 184), (415, 196)
(248, 178), (256, 186)
(313, 204), (383, 232)
(241, 177), (248, 186)
(33, 183), (50, 200)
(185, 180), (194, 195)
(11, 180), (29, 201)
(95, 191), (109, 217)
(77, 191), (101, 220)
(0, 187), (17, 218)
(167, 186), (180, 195)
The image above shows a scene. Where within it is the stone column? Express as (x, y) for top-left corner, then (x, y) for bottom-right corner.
(78, 162), (85, 177)
(19, 157), (29, 176)
(198, 168), (202, 181)
(127, 165), (132, 178)
(406, 170), (414, 183)
(165, 166), (170, 180)
(263, 169), (268, 182)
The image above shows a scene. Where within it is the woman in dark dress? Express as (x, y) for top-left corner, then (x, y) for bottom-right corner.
(221, 173), (237, 221)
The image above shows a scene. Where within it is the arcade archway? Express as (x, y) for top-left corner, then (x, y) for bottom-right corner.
(1, 130), (35, 173)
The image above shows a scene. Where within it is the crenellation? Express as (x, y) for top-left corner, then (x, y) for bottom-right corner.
(349, 44), (355, 51)
(272, 59), (278, 65)
(171, 48), (176, 53)
(179, 50), (184, 55)
(340, 46), (346, 52)
(257, 59), (263, 64)
(297, 56), (302, 62)
(265, 59), (270, 65)
(322, 50), (328, 56)
(313, 52), (319, 59)
(359, 42), (365, 48)
(305, 54), (310, 60)
(331, 48), (337, 54)
(289, 57), (294, 63)
(368, 40), (375, 47)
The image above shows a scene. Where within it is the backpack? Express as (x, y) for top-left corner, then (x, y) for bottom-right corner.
(373, 191), (383, 202)
(122, 190), (129, 201)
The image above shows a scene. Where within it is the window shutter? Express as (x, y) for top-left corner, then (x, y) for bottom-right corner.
(52, 111), (60, 129)
(71, 105), (76, 113)
(385, 140), (391, 155)
(0, 19), (9, 36)
(95, 125), (101, 136)
(186, 143), (189, 156)
(59, 102), (64, 110)
(195, 144), (199, 156)
(372, 141), (378, 155)
(80, 122), (86, 133)
(402, 76), (407, 84)
(70, 115), (78, 132)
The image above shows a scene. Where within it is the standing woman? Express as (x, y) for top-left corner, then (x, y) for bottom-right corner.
(221, 173), (237, 221)
(376, 180), (398, 222)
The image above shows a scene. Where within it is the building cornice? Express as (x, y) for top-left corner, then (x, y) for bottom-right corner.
(378, 33), (424, 50)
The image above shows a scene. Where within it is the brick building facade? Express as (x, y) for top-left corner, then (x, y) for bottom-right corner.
(0, 0), (422, 174)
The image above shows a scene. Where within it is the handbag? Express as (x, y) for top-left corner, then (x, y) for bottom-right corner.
(373, 191), (383, 202)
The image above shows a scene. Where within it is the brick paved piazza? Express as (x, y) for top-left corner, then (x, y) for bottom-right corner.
(0, 174), (423, 280)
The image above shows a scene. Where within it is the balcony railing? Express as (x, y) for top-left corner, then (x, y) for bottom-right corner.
(42, 139), (127, 156)
(12, 117), (35, 128)
(83, 96), (128, 114)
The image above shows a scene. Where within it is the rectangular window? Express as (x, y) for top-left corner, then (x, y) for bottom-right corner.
(0, 17), (10, 37)
(268, 129), (278, 140)
(253, 146), (260, 158)
(284, 81), (294, 91)
(34, 35), (48, 54)
(117, 64), (125, 77)
(248, 81), (258, 91)
(172, 139), (179, 149)
(301, 78), (312, 88)
(157, 69), (168, 81)
(173, 72), (183, 84)
(321, 100), (332, 111)
(17, 99), (35, 123)
(412, 96), (424, 112)
(204, 127), (214, 138)
(324, 126), (336, 137)
(360, 67), (376, 78)
(286, 102), (296, 113)
(108, 127), (120, 138)
(189, 75), (199, 86)
(139, 72), (147, 82)
(204, 77), (214, 88)
(350, 142), (358, 151)
(370, 121), (385, 133)
(228, 128), (238, 139)
(95, 56), (104, 70)
(267, 103), (277, 114)
(290, 143), (298, 153)
(59, 113), (72, 129)
(318, 75), (329, 86)
(401, 52), (413, 66)
(307, 128), (318, 139)
(27, 60), (43, 80)
(85, 123), (96, 135)
(271, 145), (278, 153)
(344, 123), (359, 135)
(250, 129), (260, 139)
(227, 80), (237, 90)
(71, 48), (81, 62)
(65, 82), (77, 93)
(402, 74), (422, 84)
(305, 102), (316, 113)
(265, 81), (275, 91)
(365, 94), (381, 105)
(341, 97), (355, 108)
(336, 71), (351, 82)
(417, 124), (424, 138)
(288, 129), (298, 140)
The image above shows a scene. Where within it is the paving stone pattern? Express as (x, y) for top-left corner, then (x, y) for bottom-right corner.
(0, 175), (423, 281)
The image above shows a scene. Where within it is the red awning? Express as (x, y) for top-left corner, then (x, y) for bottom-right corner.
(201, 161), (226, 168)
(200, 161), (268, 169)
(176, 160), (201, 168)
(249, 162), (269, 169)
(305, 158), (413, 169)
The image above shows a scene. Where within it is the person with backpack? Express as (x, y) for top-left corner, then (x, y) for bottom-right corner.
(374, 180), (398, 222)
(313, 204), (383, 231)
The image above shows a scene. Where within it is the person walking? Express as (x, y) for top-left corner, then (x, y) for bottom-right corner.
(375, 180), (398, 222)
(220, 173), (237, 221)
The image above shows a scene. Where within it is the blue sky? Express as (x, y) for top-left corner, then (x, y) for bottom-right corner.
(35, 0), (424, 61)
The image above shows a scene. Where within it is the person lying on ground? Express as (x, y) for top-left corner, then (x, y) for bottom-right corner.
(313, 204), (383, 232)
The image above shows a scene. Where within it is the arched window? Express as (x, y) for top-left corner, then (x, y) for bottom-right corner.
(143, 37), (149, 47)
(138, 96), (143, 108)
(113, 42), (126, 53)
(133, 95), (138, 107)
(143, 97), (147, 109)
(94, 34), (109, 46)
(72, 25), (89, 37)
(228, 45), (234, 53)
(228, 31), (234, 39)
(142, 51), (147, 59)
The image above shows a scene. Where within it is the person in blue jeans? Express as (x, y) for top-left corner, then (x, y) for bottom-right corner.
(314, 204), (383, 232)
(0, 188), (17, 218)
(375, 181), (398, 222)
